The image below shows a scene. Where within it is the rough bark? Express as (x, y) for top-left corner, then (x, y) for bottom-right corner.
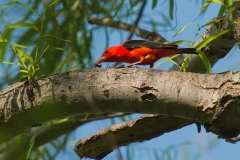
(1, 69), (240, 145)
(74, 114), (193, 159)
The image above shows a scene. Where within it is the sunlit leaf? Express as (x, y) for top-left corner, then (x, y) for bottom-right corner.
(173, 23), (197, 37)
(46, 0), (60, 9)
(201, 0), (225, 12)
(0, 38), (8, 42)
(41, 34), (72, 42)
(217, 3), (227, 17)
(170, 40), (188, 45)
(27, 124), (46, 159)
(197, 50), (212, 73)
(20, 69), (29, 73)
(1, 1), (40, 16)
(15, 48), (25, 64)
(12, 42), (30, 48)
(6, 23), (39, 32)
(48, 118), (69, 125)
(202, 18), (221, 27)
(225, 0), (232, 7)
(155, 54), (181, 68)
(36, 45), (50, 62)
(195, 29), (230, 50)
(2, 61), (15, 65)
(54, 52), (76, 73)
(15, 48), (35, 65)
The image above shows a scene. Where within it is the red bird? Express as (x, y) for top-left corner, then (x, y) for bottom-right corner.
(94, 40), (197, 68)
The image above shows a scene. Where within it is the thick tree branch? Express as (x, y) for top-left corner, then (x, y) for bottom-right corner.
(1, 69), (240, 144)
(74, 114), (192, 159)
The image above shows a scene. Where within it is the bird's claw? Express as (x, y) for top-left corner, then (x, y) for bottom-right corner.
(94, 64), (102, 68)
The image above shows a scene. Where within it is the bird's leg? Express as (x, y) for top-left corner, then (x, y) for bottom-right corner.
(150, 64), (154, 68)
(131, 57), (144, 65)
(127, 57), (144, 68)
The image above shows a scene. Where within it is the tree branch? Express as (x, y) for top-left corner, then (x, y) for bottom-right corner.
(0, 113), (127, 160)
(87, 16), (167, 43)
(1, 69), (240, 144)
(74, 114), (193, 159)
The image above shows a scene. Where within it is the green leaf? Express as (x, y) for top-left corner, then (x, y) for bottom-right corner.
(217, 4), (227, 17)
(46, 0), (60, 9)
(20, 69), (29, 73)
(15, 48), (25, 64)
(0, 38), (8, 42)
(1, 1), (40, 16)
(17, 132), (26, 144)
(152, 0), (157, 9)
(41, 34), (72, 42)
(225, 0), (232, 13)
(2, 61), (15, 65)
(15, 48), (35, 65)
(12, 42), (30, 48)
(6, 23), (39, 32)
(36, 45), (50, 62)
(67, 115), (76, 122)
(197, 50), (212, 74)
(22, 53), (34, 65)
(201, 0), (225, 12)
(54, 52), (76, 73)
(27, 124), (46, 159)
(169, 0), (174, 20)
(195, 29), (230, 50)
(170, 40), (188, 45)
(173, 23), (197, 37)
(225, 0), (232, 7)
(48, 118), (69, 125)
(155, 54), (181, 68)
(202, 18), (221, 27)
(16, 61), (26, 69)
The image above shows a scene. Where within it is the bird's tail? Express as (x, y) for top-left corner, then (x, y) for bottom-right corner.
(178, 48), (198, 54)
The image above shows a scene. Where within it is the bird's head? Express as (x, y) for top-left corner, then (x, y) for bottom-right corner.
(94, 46), (118, 67)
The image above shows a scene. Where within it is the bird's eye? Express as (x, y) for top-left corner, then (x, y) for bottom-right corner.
(104, 50), (108, 54)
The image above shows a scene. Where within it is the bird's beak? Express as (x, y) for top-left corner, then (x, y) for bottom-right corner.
(94, 56), (106, 67)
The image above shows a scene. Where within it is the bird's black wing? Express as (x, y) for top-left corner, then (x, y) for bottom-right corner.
(123, 40), (178, 50)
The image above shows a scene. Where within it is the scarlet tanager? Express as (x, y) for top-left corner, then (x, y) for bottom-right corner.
(94, 40), (198, 68)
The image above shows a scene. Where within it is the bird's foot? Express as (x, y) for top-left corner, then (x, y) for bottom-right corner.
(94, 64), (102, 68)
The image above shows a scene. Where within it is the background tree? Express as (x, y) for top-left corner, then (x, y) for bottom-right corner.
(0, 0), (240, 159)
